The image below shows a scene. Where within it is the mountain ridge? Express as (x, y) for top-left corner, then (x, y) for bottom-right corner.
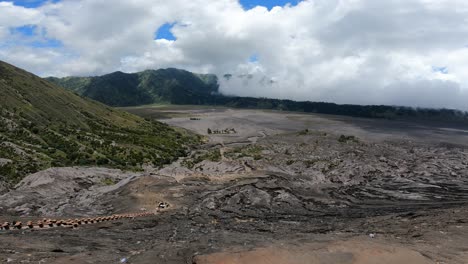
(46, 68), (219, 107)
(47, 68), (468, 124)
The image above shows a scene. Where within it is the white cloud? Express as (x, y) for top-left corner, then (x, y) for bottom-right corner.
(0, 46), (64, 75)
(1, 0), (468, 109)
(0, 26), (7, 40)
(0, 2), (43, 26)
(0, 2), (43, 43)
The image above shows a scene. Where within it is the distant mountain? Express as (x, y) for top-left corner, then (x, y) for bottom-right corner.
(48, 69), (468, 124)
(0, 61), (199, 184)
(46, 68), (219, 107)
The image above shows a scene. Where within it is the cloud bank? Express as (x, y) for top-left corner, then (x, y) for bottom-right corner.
(1, 0), (468, 110)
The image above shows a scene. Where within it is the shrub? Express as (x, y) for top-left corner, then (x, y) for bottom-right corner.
(101, 178), (116, 185)
(338, 135), (358, 143)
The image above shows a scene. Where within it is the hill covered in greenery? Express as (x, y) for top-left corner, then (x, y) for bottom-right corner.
(46, 68), (219, 107)
(0, 60), (200, 184)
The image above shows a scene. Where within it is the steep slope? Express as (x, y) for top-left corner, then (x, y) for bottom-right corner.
(0, 60), (199, 184)
(47, 68), (219, 106)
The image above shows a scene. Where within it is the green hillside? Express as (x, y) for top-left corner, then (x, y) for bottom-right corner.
(0, 60), (200, 184)
(47, 68), (219, 106)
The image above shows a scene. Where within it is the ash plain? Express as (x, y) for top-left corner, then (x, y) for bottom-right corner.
(2, 107), (468, 263)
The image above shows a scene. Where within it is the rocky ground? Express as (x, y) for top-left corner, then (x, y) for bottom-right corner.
(1, 108), (468, 263)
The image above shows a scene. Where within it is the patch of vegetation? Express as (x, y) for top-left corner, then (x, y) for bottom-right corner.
(181, 149), (222, 169)
(338, 135), (359, 143)
(200, 149), (222, 162)
(101, 178), (116, 185)
(225, 145), (263, 160)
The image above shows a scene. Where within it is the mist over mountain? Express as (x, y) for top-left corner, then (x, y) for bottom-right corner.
(47, 68), (468, 124)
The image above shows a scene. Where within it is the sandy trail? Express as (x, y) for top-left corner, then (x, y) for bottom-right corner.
(194, 239), (435, 264)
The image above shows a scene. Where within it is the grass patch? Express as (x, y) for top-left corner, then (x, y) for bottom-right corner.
(225, 145), (263, 160)
(181, 149), (222, 169)
(101, 178), (116, 185)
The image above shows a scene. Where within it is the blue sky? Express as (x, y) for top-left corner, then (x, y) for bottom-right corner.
(11, 25), (37, 36)
(239, 0), (302, 10)
(11, 0), (58, 8)
(249, 53), (259, 62)
(155, 23), (177, 41)
(432, 66), (448, 74)
(12, 0), (302, 9)
(9, 24), (63, 48)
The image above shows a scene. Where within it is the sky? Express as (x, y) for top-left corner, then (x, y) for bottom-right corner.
(1, 0), (468, 110)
